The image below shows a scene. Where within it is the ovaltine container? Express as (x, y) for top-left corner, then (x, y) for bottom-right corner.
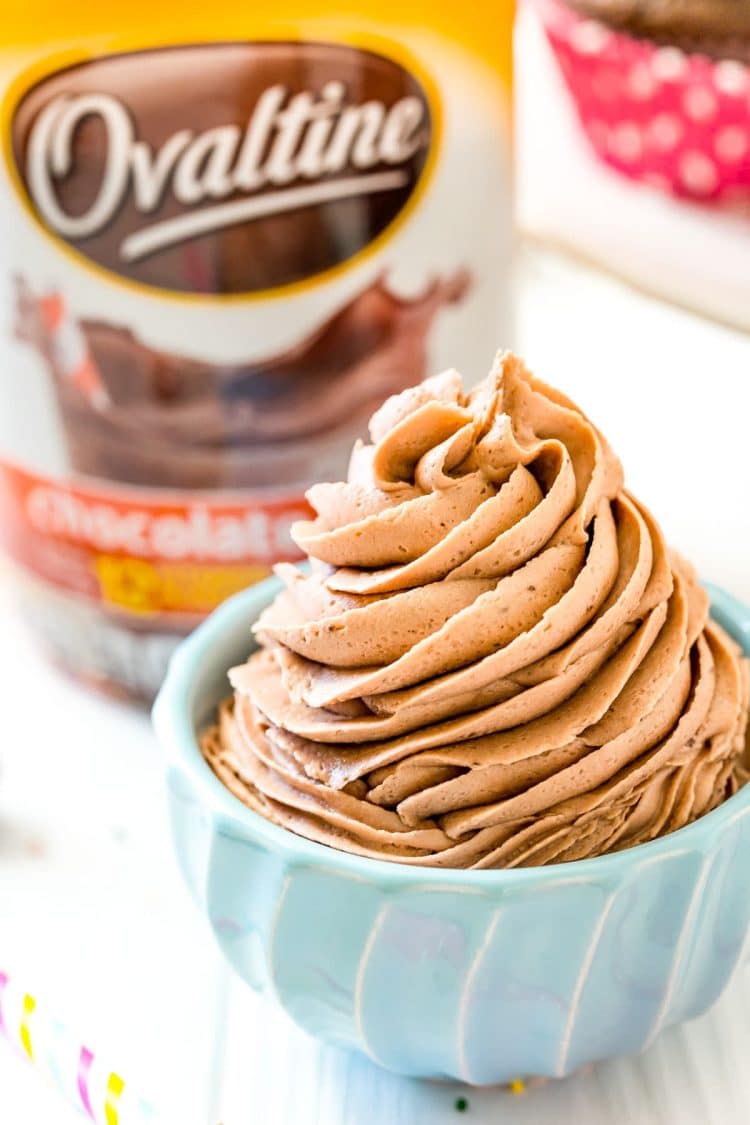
(0, 1), (514, 701)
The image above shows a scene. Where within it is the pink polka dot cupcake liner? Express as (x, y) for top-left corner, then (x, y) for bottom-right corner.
(539, 0), (750, 207)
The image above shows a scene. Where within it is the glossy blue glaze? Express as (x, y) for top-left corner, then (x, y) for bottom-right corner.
(153, 580), (750, 1083)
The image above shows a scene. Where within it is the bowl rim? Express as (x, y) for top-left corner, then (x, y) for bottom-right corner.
(153, 576), (750, 888)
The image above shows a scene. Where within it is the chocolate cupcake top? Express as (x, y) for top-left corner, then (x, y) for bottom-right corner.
(202, 354), (750, 868)
(567, 0), (750, 61)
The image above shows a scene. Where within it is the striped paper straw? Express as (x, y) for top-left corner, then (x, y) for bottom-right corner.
(0, 971), (165, 1124)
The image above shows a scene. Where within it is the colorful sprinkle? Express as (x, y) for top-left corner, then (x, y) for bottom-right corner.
(105, 1071), (125, 1125)
(454, 1096), (469, 1112)
(20, 994), (36, 1060)
(46, 1020), (69, 1099)
(509, 1078), (526, 1095)
(77, 1047), (96, 1119)
(0, 972), (8, 1037)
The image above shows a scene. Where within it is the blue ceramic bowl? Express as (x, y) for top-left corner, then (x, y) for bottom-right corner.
(153, 579), (750, 1084)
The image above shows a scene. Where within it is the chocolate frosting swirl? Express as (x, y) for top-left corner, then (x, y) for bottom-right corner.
(202, 355), (750, 867)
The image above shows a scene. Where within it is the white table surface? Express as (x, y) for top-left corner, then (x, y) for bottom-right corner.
(1, 249), (749, 1124)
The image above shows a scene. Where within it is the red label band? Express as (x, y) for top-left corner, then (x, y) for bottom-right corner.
(0, 461), (308, 616)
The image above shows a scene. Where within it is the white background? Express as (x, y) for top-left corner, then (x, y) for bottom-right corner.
(0, 249), (749, 1124)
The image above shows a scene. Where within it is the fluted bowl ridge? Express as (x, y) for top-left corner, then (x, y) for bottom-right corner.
(153, 577), (750, 1084)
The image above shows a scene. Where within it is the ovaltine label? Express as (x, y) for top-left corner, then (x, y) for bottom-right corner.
(11, 44), (433, 294)
(0, 8), (513, 700)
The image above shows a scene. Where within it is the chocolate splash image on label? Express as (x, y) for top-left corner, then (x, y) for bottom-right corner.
(15, 270), (470, 490)
(10, 43), (433, 295)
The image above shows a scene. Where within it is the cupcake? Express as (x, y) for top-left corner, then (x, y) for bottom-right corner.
(199, 353), (750, 869)
(566, 0), (750, 62)
(539, 0), (750, 206)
